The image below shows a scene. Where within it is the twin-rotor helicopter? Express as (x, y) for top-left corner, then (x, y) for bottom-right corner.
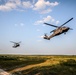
(43, 18), (73, 40)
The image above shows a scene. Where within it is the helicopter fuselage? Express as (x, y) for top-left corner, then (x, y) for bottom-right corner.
(53, 26), (70, 36)
(44, 27), (70, 40)
(13, 43), (20, 48)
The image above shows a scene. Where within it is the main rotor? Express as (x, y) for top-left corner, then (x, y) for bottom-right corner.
(44, 17), (73, 28)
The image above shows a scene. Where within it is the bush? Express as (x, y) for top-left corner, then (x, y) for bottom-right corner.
(60, 59), (76, 67)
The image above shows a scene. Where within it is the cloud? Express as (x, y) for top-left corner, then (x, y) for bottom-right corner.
(34, 15), (57, 25)
(49, 1), (59, 7)
(20, 23), (24, 26)
(40, 9), (52, 14)
(40, 35), (44, 38)
(0, 0), (33, 11)
(0, 1), (16, 11)
(0, 0), (20, 11)
(33, 0), (59, 14)
(33, 0), (46, 10)
(0, 0), (21, 11)
(32, 0), (35, 4)
(56, 21), (60, 25)
(14, 0), (21, 5)
(0, 0), (59, 14)
(22, 1), (33, 8)
(15, 23), (25, 27)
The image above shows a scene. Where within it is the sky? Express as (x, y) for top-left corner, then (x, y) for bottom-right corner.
(0, 0), (76, 55)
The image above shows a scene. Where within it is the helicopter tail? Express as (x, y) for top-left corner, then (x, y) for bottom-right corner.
(43, 34), (50, 40)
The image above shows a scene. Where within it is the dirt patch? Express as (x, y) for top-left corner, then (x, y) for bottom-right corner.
(9, 59), (59, 74)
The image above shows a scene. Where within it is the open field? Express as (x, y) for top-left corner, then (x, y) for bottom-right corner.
(0, 55), (76, 75)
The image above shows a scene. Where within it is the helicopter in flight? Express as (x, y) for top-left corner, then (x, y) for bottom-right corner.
(10, 41), (21, 48)
(43, 17), (73, 40)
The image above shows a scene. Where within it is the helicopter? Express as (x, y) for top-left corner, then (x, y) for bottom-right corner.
(43, 17), (73, 40)
(10, 41), (21, 48)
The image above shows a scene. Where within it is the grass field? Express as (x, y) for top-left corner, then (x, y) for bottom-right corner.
(0, 55), (76, 75)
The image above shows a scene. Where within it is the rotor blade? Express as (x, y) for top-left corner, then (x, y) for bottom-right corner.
(18, 41), (21, 43)
(50, 30), (55, 33)
(10, 41), (16, 43)
(44, 23), (58, 28)
(60, 18), (73, 27)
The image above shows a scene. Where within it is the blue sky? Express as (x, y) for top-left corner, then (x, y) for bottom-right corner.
(0, 0), (76, 55)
